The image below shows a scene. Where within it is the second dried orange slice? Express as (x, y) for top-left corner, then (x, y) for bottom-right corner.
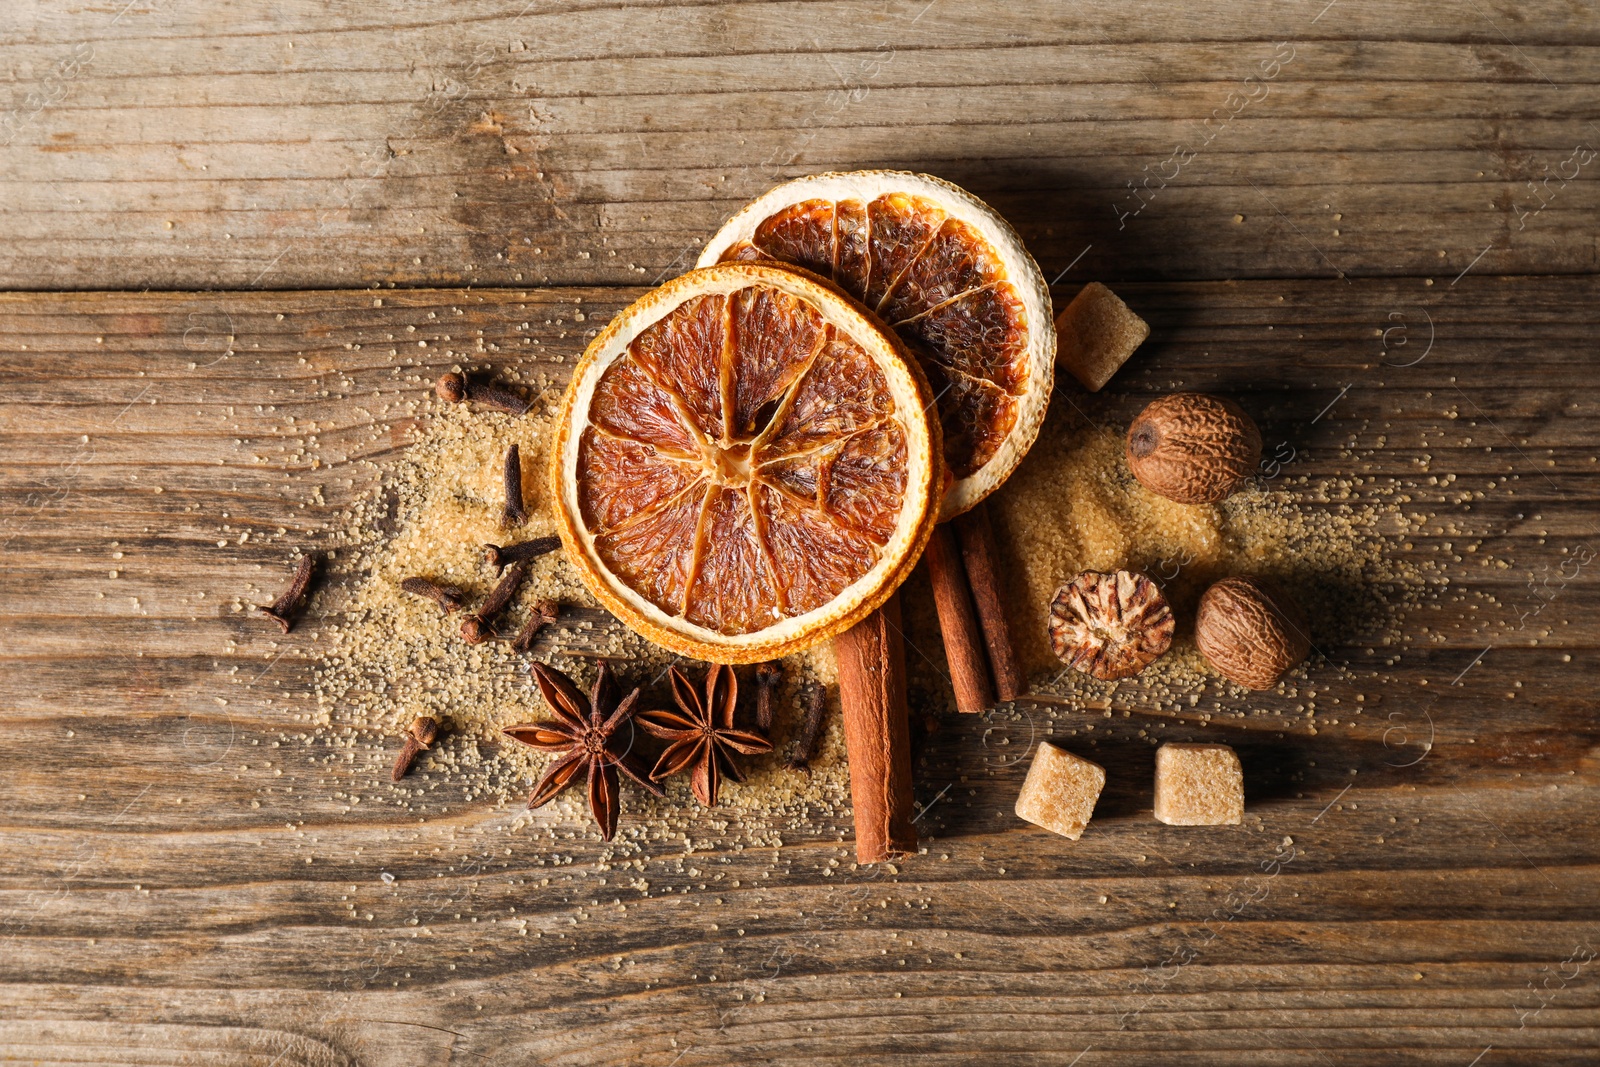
(698, 171), (1056, 521)
(551, 263), (941, 663)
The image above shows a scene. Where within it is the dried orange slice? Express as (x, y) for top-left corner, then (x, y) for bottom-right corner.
(551, 263), (941, 663)
(699, 171), (1055, 520)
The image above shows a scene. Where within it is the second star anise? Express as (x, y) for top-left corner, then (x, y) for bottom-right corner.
(639, 664), (773, 807)
(501, 662), (663, 841)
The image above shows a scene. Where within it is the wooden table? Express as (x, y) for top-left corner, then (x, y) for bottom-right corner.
(3, 2), (1598, 1063)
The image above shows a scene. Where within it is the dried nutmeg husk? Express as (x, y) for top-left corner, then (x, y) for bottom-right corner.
(1127, 392), (1262, 504)
(1048, 569), (1175, 681)
(1195, 575), (1311, 689)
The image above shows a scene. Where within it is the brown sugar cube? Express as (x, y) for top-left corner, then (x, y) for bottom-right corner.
(1014, 742), (1105, 840)
(1154, 743), (1244, 826)
(1054, 281), (1150, 392)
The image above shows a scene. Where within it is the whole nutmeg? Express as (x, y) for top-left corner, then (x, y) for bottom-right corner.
(1127, 392), (1262, 504)
(1195, 576), (1311, 689)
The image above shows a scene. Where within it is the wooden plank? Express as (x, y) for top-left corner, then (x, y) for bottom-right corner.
(0, 276), (1597, 1061)
(2, 2), (1599, 290)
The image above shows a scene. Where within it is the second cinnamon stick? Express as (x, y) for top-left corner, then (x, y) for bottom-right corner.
(953, 501), (1026, 702)
(924, 523), (996, 714)
(833, 592), (917, 864)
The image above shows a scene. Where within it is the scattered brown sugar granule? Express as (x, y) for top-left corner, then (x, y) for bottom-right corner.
(1054, 282), (1150, 392)
(1014, 741), (1105, 840)
(1153, 742), (1243, 826)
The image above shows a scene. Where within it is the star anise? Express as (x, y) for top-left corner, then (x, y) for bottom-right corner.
(639, 664), (773, 807)
(501, 662), (663, 841)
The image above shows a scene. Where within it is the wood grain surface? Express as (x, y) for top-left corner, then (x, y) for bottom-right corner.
(3, 0), (1599, 1063)
(2, 0), (1599, 291)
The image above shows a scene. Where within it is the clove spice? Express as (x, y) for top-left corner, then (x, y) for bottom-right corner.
(258, 555), (316, 634)
(460, 561), (528, 645)
(483, 536), (561, 570)
(391, 715), (440, 781)
(511, 599), (560, 652)
(785, 682), (828, 772)
(502, 443), (527, 528)
(434, 370), (530, 416)
(400, 576), (465, 615)
(754, 661), (782, 733)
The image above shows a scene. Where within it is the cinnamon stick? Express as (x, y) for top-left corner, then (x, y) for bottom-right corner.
(833, 592), (917, 863)
(953, 501), (1026, 702)
(923, 523), (995, 714)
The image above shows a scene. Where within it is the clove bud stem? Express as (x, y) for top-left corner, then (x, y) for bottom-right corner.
(785, 682), (828, 772)
(400, 576), (465, 615)
(502, 443), (527, 528)
(754, 661), (782, 733)
(392, 715), (441, 781)
(460, 562), (528, 644)
(435, 371), (531, 416)
(511, 599), (560, 652)
(258, 555), (316, 634)
(483, 536), (561, 570)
